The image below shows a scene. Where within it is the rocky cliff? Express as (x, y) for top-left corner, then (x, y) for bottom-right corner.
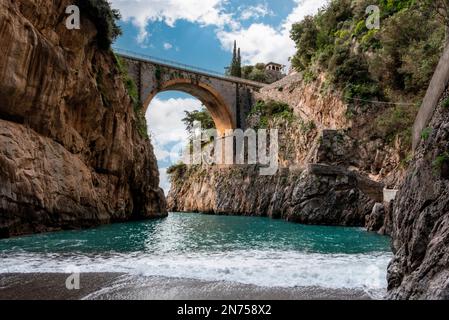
(256, 73), (407, 187)
(0, 0), (167, 238)
(168, 163), (382, 226)
(387, 87), (449, 300)
(167, 72), (398, 227)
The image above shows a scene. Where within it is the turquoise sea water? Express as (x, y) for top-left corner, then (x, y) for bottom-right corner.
(0, 213), (392, 294)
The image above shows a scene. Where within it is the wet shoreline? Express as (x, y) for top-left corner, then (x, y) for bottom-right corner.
(0, 273), (376, 300)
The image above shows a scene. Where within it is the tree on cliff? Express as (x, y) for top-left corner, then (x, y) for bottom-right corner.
(77, 0), (122, 49)
(424, 0), (449, 26)
(424, 0), (449, 43)
(288, 0), (445, 152)
(242, 64), (267, 83)
(182, 108), (215, 136)
(228, 41), (242, 77)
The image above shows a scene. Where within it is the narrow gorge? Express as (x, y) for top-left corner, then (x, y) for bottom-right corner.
(0, 0), (448, 301)
(168, 72), (400, 231)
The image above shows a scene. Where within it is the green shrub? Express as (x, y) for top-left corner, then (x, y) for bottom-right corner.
(249, 100), (295, 129)
(167, 163), (187, 175)
(239, 63), (275, 84)
(290, 16), (319, 71)
(254, 63), (266, 70)
(167, 163), (189, 183)
(433, 152), (449, 174)
(114, 55), (148, 139)
(442, 98), (449, 109)
(115, 57), (137, 98)
(303, 70), (317, 84)
(299, 120), (317, 133)
(115, 54), (138, 101)
(247, 68), (267, 83)
(421, 127), (432, 140)
(134, 106), (148, 139)
(374, 104), (418, 148)
(289, 0), (444, 109)
(360, 29), (380, 50)
(77, 0), (122, 49)
(125, 78), (138, 102)
(242, 66), (254, 78)
(182, 108), (215, 135)
(354, 19), (366, 36)
(343, 83), (382, 105)
(400, 152), (414, 168)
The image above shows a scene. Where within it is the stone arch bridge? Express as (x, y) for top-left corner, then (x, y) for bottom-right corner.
(115, 48), (265, 133)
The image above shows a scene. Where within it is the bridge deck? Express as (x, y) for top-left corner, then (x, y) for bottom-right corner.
(113, 47), (266, 88)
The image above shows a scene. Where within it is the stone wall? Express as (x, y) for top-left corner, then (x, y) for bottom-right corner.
(412, 43), (449, 150)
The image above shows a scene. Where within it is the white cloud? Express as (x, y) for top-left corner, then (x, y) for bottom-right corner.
(240, 3), (273, 21)
(111, 0), (328, 64)
(146, 96), (203, 194)
(282, 0), (328, 30)
(146, 96), (203, 160)
(110, 0), (235, 43)
(159, 168), (171, 195)
(163, 42), (173, 50)
(218, 0), (329, 66)
(217, 23), (295, 66)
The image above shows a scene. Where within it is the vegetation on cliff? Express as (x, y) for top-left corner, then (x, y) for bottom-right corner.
(289, 0), (446, 151)
(226, 42), (280, 84)
(249, 100), (295, 129)
(241, 63), (270, 83)
(182, 108), (215, 135)
(228, 41), (242, 78)
(77, 0), (122, 49)
(84, 1), (148, 139)
(290, 0), (444, 102)
(114, 55), (149, 139)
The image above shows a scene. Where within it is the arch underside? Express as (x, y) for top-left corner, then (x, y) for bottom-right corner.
(144, 79), (236, 134)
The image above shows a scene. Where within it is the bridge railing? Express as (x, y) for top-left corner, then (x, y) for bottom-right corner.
(113, 47), (265, 88)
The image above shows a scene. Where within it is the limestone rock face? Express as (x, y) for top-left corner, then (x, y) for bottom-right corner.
(0, 0), (167, 238)
(256, 73), (350, 130)
(256, 73), (406, 188)
(167, 72), (391, 227)
(168, 164), (383, 227)
(366, 201), (394, 236)
(387, 89), (449, 300)
(366, 203), (386, 233)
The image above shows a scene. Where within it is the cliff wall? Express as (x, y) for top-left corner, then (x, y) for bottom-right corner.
(387, 87), (449, 300)
(0, 0), (167, 238)
(167, 72), (400, 228)
(168, 164), (382, 227)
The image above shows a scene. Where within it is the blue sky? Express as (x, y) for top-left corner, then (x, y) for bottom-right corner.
(109, 0), (328, 193)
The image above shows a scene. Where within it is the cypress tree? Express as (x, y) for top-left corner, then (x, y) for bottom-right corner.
(229, 40), (242, 78)
(237, 48), (242, 77)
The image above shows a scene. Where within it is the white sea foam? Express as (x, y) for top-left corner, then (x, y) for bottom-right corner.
(0, 249), (392, 294)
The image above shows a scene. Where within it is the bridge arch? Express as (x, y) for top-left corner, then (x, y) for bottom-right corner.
(115, 49), (264, 134)
(143, 79), (236, 135)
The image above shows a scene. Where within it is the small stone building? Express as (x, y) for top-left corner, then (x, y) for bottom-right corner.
(265, 62), (286, 83)
(265, 62), (284, 72)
